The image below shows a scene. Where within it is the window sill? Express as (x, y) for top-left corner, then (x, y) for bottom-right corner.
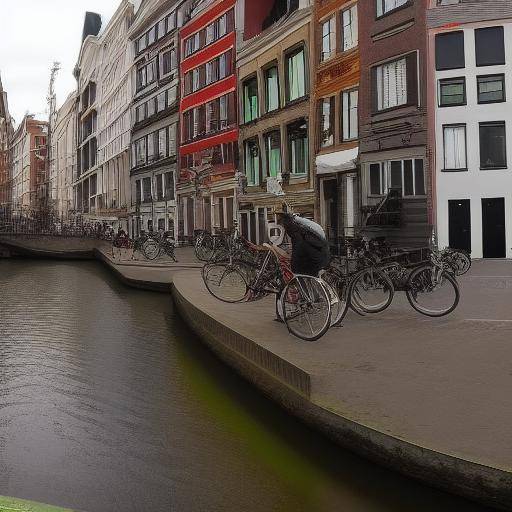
(438, 103), (466, 108)
(373, 102), (414, 116)
(477, 99), (506, 105)
(480, 166), (508, 170)
(442, 168), (468, 172)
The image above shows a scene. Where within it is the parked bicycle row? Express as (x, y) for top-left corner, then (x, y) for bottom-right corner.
(111, 229), (177, 262)
(200, 212), (470, 342)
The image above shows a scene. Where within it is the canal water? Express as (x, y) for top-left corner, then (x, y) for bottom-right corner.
(0, 260), (494, 512)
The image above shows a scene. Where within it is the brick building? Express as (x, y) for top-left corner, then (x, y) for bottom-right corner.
(177, 0), (238, 239)
(10, 116), (48, 213)
(0, 74), (13, 211)
(313, 0), (360, 250)
(358, 0), (431, 246)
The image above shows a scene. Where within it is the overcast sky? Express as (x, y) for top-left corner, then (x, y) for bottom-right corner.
(0, 0), (122, 126)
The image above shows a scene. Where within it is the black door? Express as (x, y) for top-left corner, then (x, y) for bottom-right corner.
(482, 197), (506, 258)
(448, 199), (471, 252)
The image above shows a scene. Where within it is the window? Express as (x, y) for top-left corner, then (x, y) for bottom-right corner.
(136, 60), (157, 91)
(480, 122), (507, 169)
(168, 123), (177, 155)
(265, 131), (281, 178)
(156, 174), (164, 200)
(148, 26), (157, 46)
(265, 66), (280, 112)
(475, 27), (505, 67)
(158, 129), (167, 159)
(435, 31), (465, 71)
(342, 88), (358, 141)
(287, 120), (308, 175)
(369, 163), (385, 195)
(375, 57), (407, 110)
(147, 98), (156, 118)
(286, 47), (306, 102)
(439, 77), (466, 107)
(243, 76), (258, 123)
(477, 74), (505, 104)
(443, 125), (467, 171)
(319, 97), (334, 148)
(135, 138), (146, 166)
(206, 23), (216, 45)
(167, 86), (177, 106)
(135, 180), (142, 204)
(245, 139), (260, 186)
(218, 13), (227, 38)
(192, 68), (200, 92)
(158, 19), (167, 39)
(341, 5), (358, 52)
(164, 171), (175, 200)
(136, 104), (146, 122)
(157, 92), (166, 112)
(147, 132), (156, 161)
(161, 48), (177, 76)
(167, 12), (177, 32)
(377, 0), (408, 17)
(136, 34), (147, 53)
(321, 17), (335, 62)
(143, 177), (152, 202)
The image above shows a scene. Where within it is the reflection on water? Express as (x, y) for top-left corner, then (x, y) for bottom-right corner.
(0, 260), (493, 512)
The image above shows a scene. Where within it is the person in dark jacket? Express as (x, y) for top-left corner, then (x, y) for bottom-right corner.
(278, 211), (330, 277)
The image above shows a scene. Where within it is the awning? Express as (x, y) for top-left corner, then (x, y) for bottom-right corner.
(316, 147), (359, 175)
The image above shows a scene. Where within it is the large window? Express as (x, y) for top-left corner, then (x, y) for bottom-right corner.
(287, 120), (308, 175)
(321, 17), (335, 62)
(286, 47), (306, 102)
(265, 66), (280, 112)
(245, 139), (260, 186)
(375, 57), (407, 110)
(160, 48), (177, 77)
(369, 160), (425, 196)
(480, 122), (507, 169)
(319, 97), (334, 148)
(243, 76), (258, 123)
(377, 0), (408, 17)
(439, 77), (466, 107)
(475, 26), (505, 67)
(435, 31), (465, 71)
(477, 75), (505, 104)
(132, 123), (176, 167)
(184, 50), (233, 95)
(136, 60), (157, 91)
(443, 125), (467, 170)
(143, 177), (152, 203)
(341, 5), (358, 52)
(265, 131), (281, 179)
(342, 88), (358, 141)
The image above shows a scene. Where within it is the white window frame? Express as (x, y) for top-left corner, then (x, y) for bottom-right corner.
(321, 17), (336, 62)
(342, 88), (358, 141)
(376, 57), (407, 111)
(341, 5), (358, 52)
(443, 124), (467, 171)
(377, 0), (408, 18)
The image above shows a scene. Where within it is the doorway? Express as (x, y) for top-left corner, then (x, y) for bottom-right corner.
(448, 199), (471, 252)
(481, 197), (505, 258)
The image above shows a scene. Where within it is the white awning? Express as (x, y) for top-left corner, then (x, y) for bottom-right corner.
(316, 147), (359, 175)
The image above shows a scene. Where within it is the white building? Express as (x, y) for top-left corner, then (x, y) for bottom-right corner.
(429, 1), (512, 258)
(51, 93), (77, 219)
(74, 3), (134, 231)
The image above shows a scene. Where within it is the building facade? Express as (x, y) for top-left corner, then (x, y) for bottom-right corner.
(129, 0), (190, 237)
(0, 75), (13, 211)
(313, 0), (360, 248)
(236, 0), (315, 244)
(10, 116), (48, 213)
(358, 0), (430, 246)
(178, 0), (238, 239)
(428, 0), (512, 258)
(51, 93), (78, 219)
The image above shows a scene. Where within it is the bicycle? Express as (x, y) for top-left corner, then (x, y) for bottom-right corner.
(143, 231), (177, 262)
(202, 232), (344, 341)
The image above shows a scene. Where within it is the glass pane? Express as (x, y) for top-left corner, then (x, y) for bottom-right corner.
(480, 123), (507, 168)
(288, 49), (305, 101)
(390, 161), (402, 189)
(266, 67), (279, 112)
(440, 79), (465, 105)
(478, 76), (504, 103)
(244, 78), (258, 122)
(414, 159), (425, 195)
(404, 160), (414, 195)
(266, 131), (281, 178)
(369, 164), (381, 195)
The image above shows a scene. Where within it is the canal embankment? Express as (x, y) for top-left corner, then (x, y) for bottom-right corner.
(1, 235), (511, 510)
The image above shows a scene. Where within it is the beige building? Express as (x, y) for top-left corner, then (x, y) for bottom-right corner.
(236, 0), (315, 243)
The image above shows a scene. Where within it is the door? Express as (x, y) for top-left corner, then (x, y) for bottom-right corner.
(448, 199), (471, 252)
(322, 179), (338, 242)
(482, 197), (505, 258)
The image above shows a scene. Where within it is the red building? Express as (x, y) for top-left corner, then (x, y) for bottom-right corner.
(177, 0), (238, 238)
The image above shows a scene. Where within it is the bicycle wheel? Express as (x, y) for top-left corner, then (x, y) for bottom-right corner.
(281, 276), (331, 341)
(322, 269), (350, 326)
(143, 239), (160, 260)
(453, 251), (471, 276)
(195, 236), (214, 261)
(349, 268), (394, 314)
(406, 265), (459, 317)
(203, 263), (249, 303)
